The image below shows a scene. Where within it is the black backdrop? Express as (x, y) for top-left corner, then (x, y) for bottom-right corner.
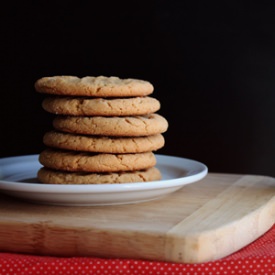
(1, 1), (274, 176)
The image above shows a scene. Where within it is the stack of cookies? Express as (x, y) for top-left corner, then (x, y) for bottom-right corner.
(34, 76), (168, 184)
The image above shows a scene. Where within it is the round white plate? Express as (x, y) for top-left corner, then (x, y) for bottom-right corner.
(0, 154), (208, 206)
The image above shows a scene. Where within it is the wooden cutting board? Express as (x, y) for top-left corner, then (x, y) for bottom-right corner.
(0, 173), (275, 264)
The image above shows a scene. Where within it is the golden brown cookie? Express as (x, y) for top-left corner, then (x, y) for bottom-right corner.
(52, 114), (168, 137)
(37, 166), (161, 184)
(42, 96), (160, 116)
(39, 149), (156, 172)
(35, 76), (154, 97)
(43, 131), (165, 153)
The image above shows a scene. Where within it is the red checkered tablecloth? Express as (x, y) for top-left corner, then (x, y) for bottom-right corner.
(1, 224), (274, 275)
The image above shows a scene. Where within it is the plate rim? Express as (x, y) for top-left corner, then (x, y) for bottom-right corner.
(0, 154), (208, 194)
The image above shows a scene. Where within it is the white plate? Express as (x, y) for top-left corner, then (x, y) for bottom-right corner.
(0, 154), (208, 206)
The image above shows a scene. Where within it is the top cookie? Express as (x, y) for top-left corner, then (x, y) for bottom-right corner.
(34, 76), (154, 97)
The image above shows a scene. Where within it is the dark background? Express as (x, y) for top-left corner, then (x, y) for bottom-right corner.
(1, 1), (274, 176)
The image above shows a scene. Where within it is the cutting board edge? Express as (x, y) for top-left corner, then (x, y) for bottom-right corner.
(164, 195), (275, 263)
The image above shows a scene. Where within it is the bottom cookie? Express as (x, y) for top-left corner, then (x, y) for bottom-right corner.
(37, 167), (161, 184)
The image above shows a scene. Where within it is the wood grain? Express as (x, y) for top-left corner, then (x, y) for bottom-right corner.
(0, 173), (274, 263)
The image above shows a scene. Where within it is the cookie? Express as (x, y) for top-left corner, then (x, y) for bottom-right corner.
(35, 76), (154, 97)
(39, 149), (156, 172)
(52, 114), (168, 137)
(35, 75), (168, 184)
(43, 131), (165, 153)
(37, 166), (161, 184)
(42, 96), (160, 116)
